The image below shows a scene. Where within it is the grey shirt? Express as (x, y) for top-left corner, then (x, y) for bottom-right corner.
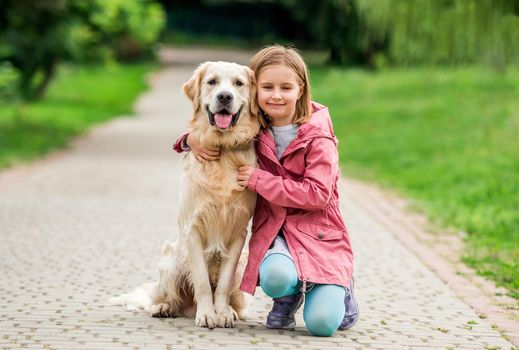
(271, 124), (300, 159)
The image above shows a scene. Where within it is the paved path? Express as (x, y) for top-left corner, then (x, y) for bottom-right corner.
(0, 49), (516, 350)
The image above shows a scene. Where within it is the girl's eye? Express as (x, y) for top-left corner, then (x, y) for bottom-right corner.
(235, 80), (243, 87)
(208, 79), (216, 85)
(262, 86), (272, 90)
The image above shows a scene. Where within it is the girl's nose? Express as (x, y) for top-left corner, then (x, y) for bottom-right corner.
(272, 89), (282, 100)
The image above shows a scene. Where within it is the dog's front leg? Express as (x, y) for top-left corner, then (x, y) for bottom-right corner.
(214, 233), (246, 328)
(188, 231), (218, 329)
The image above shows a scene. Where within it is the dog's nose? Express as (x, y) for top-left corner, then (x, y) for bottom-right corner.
(217, 91), (233, 104)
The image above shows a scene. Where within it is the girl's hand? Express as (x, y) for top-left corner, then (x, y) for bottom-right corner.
(187, 133), (220, 163)
(237, 165), (255, 188)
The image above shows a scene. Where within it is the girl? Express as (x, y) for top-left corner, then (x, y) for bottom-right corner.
(174, 45), (358, 337)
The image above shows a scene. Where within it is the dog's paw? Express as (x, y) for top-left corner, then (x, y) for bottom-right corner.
(151, 303), (174, 318)
(195, 307), (217, 329)
(216, 306), (238, 328)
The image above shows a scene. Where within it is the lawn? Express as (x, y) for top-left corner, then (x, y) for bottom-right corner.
(0, 63), (154, 169)
(310, 66), (519, 299)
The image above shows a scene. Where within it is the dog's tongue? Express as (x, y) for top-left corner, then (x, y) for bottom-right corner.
(214, 113), (232, 128)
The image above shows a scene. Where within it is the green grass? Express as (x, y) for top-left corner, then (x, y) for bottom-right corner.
(0, 63), (154, 169)
(311, 66), (519, 299)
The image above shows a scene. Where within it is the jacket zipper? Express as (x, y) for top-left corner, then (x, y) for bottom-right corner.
(297, 249), (308, 293)
(300, 278), (307, 293)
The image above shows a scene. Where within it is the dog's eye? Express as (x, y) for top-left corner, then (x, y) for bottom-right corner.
(208, 79), (216, 85)
(235, 80), (244, 87)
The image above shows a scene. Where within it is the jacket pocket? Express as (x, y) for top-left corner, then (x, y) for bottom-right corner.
(296, 220), (343, 241)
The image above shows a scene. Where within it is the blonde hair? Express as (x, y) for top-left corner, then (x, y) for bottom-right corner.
(249, 44), (312, 128)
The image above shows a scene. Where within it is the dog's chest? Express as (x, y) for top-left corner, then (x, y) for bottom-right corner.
(181, 149), (256, 251)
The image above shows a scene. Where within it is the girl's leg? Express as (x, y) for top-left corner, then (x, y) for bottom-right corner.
(303, 284), (346, 337)
(260, 253), (303, 329)
(259, 253), (300, 298)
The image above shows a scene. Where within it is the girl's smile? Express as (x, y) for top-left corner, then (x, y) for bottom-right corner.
(267, 103), (286, 108)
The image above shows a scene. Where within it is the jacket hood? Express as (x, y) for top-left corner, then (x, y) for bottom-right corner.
(297, 102), (336, 142)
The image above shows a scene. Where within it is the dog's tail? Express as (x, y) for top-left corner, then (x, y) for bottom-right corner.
(107, 240), (178, 313)
(107, 282), (158, 313)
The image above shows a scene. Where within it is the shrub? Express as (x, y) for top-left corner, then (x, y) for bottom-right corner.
(0, 0), (165, 101)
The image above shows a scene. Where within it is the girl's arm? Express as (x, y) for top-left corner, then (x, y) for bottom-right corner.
(172, 133), (220, 162)
(240, 137), (338, 211)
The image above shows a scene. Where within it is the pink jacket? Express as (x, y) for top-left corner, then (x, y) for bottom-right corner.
(240, 102), (353, 295)
(172, 102), (354, 296)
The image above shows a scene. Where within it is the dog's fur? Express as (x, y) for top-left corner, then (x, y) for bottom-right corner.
(109, 62), (259, 329)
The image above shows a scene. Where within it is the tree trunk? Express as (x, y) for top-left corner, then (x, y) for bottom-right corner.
(34, 61), (57, 100)
(19, 60), (57, 101)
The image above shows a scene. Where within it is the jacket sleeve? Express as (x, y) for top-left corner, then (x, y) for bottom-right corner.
(247, 137), (338, 210)
(172, 132), (190, 153)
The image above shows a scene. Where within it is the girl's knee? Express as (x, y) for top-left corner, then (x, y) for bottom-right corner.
(304, 312), (340, 337)
(303, 284), (345, 337)
(259, 254), (298, 298)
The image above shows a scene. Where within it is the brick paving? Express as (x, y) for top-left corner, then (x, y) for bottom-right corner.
(0, 49), (516, 349)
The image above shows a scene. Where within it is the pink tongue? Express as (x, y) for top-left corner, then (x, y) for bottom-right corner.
(214, 113), (232, 128)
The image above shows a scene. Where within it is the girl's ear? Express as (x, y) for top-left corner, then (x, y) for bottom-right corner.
(247, 67), (259, 116)
(182, 62), (208, 113)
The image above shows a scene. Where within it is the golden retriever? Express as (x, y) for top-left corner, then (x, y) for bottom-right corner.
(109, 62), (259, 329)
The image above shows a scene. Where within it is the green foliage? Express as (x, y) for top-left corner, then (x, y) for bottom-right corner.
(71, 0), (166, 62)
(0, 61), (19, 100)
(276, 0), (382, 65)
(275, 0), (519, 68)
(0, 0), (69, 100)
(0, 0), (165, 101)
(356, 0), (519, 68)
(310, 65), (519, 298)
(0, 62), (153, 169)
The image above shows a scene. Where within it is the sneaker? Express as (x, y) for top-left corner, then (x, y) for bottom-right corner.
(338, 277), (359, 330)
(266, 292), (304, 330)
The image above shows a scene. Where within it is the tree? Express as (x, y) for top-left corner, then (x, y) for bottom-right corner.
(0, 0), (69, 100)
(356, 0), (519, 68)
(0, 0), (165, 101)
(276, 0), (386, 66)
(276, 0), (518, 68)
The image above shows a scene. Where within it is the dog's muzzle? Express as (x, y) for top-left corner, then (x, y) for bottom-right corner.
(206, 105), (243, 130)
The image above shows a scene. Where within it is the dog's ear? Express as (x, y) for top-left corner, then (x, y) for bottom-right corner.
(182, 62), (208, 113)
(161, 240), (176, 256)
(246, 67), (259, 116)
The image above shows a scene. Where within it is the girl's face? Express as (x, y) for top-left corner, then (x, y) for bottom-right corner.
(257, 64), (303, 127)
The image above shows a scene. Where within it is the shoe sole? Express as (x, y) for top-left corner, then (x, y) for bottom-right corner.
(266, 322), (295, 331)
(338, 311), (359, 331)
(338, 277), (359, 331)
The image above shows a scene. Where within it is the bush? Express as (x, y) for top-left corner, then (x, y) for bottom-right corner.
(70, 0), (166, 62)
(0, 0), (165, 101)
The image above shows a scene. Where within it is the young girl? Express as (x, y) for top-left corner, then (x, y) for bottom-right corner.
(174, 45), (358, 337)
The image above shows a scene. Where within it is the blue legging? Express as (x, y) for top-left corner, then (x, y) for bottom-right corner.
(259, 253), (346, 337)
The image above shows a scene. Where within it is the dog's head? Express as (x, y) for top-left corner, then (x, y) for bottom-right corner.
(182, 61), (259, 137)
